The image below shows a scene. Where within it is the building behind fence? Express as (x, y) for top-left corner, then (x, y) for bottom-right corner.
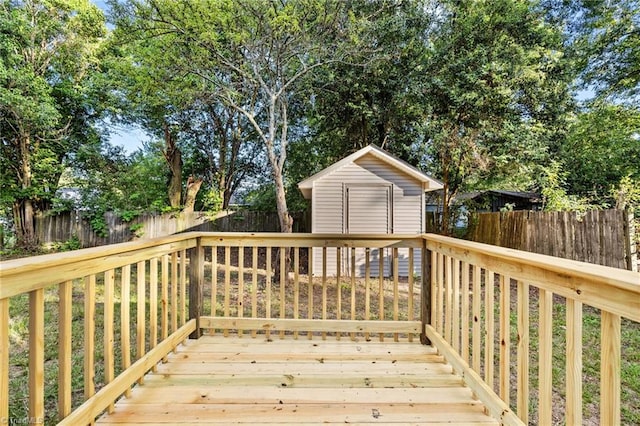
(35, 210), (311, 248)
(465, 209), (637, 271)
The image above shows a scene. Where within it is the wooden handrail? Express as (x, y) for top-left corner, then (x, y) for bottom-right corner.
(1, 232), (638, 424)
(424, 232), (640, 425)
(0, 232), (425, 424)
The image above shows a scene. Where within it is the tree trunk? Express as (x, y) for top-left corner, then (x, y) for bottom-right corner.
(13, 199), (37, 249)
(14, 133), (38, 248)
(163, 124), (182, 208)
(274, 169), (293, 233)
(183, 176), (203, 214)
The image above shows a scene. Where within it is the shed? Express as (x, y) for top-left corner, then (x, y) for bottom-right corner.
(298, 145), (443, 277)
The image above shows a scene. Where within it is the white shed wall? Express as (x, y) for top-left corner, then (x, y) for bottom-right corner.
(311, 153), (424, 277)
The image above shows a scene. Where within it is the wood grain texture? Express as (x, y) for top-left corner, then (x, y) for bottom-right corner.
(97, 335), (500, 425)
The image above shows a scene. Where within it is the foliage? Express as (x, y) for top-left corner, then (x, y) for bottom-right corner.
(108, 0), (271, 212)
(306, 0), (432, 162)
(541, 161), (596, 212)
(48, 235), (81, 252)
(109, 0), (375, 232)
(560, 104), (640, 204)
(0, 0), (107, 247)
(419, 0), (573, 230)
(572, 0), (640, 103)
(244, 183), (308, 213)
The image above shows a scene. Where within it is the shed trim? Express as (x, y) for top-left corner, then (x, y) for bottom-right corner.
(298, 145), (443, 199)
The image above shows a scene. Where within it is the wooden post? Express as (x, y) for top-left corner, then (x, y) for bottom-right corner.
(29, 289), (45, 424)
(623, 209), (637, 272)
(189, 238), (204, 339)
(1, 298), (9, 423)
(601, 311), (621, 426)
(420, 239), (432, 345)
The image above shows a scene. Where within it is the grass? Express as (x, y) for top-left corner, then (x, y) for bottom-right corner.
(4, 259), (640, 425)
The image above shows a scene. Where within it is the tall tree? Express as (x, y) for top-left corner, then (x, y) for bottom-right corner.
(307, 0), (433, 166)
(108, 0), (264, 213)
(421, 0), (573, 232)
(574, 0), (640, 103)
(111, 0), (362, 233)
(561, 104), (640, 202)
(0, 0), (106, 247)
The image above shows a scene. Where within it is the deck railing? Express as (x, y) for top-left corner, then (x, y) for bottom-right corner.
(424, 234), (640, 426)
(0, 232), (638, 425)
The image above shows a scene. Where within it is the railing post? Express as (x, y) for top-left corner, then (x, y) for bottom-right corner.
(421, 237), (432, 345)
(189, 237), (204, 339)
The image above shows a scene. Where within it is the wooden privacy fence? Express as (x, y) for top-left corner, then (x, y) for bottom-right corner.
(466, 209), (637, 270)
(34, 210), (311, 248)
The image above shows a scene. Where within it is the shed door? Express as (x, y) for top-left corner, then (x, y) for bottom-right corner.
(345, 185), (391, 276)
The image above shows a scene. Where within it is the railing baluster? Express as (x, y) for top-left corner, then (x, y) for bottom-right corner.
(336, 247), (341, 340)
(321, 247), (327, 340)
(436, 253), (444, 335)
(58, 280), (73, 419)
(84, 275), (96, 399)
(365, 248), (371, 341)
(136, 261), (146, 384)
(188, 238), (203, 339)
(161, 255), (169, 343)
(393, 247), (399, 342)
(293, 247), (299, 339)
(461, 261), (470, 363)
(430, 250), (437, 333)
(452, 258), (460, 352)
(445, 256), (453, 345)
(601, 311), (621, 426)
(279, 246), (286, 339)
(517, 280), (529, 423)
(211, 247), (217, 320)
(485, 270), (495, 390)
(180, 249), (187, 326)
(566, 298), (582, 425)
(539, 288), (553, 425)
(0, 296), (8, 419)
(307, 247), (313, 340)
(104, 270), (115, 413)
(266, 247), (272, 340)
(378, 247), (384, 342)
(499, 275), (510, 404)
(29, 288), (45, 424)
(238, 247), (244, 337)
(150, 258), (158, 352)
(171, 252), (178, 334)
(224, 246), (230, 337)
(351, 247), (356, 341)
(408, 248), (414, 343)
(472, 265), (481, 373)
(252, 247), (258, 338)
(0, 297), (8, 422)
(120, 266), (132, 398)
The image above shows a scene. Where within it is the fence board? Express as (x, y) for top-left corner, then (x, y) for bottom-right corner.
(35, 210), (311, 248)
(468, 209), (636, 270)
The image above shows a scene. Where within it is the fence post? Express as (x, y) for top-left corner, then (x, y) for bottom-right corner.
(420, 237), (432, 345)
(188, 237), (204, 338)
(623, 209), (638, 272)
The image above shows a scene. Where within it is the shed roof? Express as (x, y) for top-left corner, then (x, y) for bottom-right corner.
(298, 144), (443, 199)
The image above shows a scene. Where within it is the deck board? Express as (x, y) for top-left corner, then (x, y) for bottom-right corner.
(98, 336), (499, 425)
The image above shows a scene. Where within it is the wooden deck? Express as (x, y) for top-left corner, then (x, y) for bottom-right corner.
(97, 335), (499, 425)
